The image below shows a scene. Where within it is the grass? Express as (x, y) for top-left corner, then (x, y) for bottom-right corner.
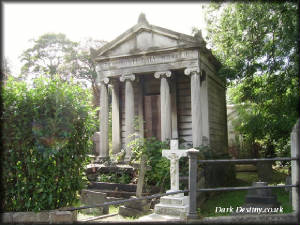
(198, 167), (293, 217)
(109, 205), (119, 214)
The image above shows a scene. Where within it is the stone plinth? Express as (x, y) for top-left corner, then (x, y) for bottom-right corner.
(154, 195), (189, 216)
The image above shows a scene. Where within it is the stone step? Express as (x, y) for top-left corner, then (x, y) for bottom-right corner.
(154, 203), (189, 216)
(159, 196), (189, 206)
(137, 213), (182, 222)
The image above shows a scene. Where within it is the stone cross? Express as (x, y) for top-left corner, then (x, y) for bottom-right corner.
(136, 154), (147, 198)
(162, 140), (187, 194)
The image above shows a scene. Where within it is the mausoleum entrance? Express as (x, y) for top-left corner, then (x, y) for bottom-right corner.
(91, 13), (226, 163)
(143, 94), (161, 140)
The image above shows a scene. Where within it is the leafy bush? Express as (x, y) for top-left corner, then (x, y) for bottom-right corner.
(1, 75), (98, 211)
(129, 137), (170, 192)
(97, 173), (131, 184)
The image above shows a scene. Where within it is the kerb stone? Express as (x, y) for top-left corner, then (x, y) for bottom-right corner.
(49, 211), (75, 224)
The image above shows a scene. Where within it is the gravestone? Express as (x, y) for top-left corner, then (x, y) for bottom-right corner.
(154, 140), (189, 216)
(80, 189), (108, 215)
(238, 182), (280, 214)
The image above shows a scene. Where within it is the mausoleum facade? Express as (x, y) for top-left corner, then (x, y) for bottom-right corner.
(91, 13), (228, 162)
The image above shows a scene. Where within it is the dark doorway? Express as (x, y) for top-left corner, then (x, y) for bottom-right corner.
(144, 95), (161, 140)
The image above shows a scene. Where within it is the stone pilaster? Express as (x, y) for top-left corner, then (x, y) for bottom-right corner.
(184, 67), (202, 147)
(99, 78), (110, 160)
(154, 71), (172, 142)
(120, 74), (136, 162)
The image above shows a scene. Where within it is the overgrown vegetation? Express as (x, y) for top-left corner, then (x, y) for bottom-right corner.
(129, 137), (170, 192)
(203, 2), (299, 157)
(1, 75), (98, 211)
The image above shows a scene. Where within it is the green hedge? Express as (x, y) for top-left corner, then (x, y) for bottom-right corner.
(1, 76), (98, 211)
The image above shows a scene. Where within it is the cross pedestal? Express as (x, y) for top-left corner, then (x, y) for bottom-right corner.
(154, 140), (189, 217)
(162, 148), (187, 197)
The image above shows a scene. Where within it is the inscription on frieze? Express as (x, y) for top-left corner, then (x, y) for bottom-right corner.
(99, 50), (198, 71)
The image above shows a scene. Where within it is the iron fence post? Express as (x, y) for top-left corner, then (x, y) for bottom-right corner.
(291, 119), (299, 216)
(187, 148), (199, 219)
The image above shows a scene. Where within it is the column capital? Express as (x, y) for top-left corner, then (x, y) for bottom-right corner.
(120, 74), (135, 82)
(98, 77), (110, 86)
(184, 67), (200, 76)
(154, 71), (172, 79)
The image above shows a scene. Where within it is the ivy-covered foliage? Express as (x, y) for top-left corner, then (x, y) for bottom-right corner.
(129, 137), (170, 192)
(203, 2), (299, 157)
(1, 76), (98, 212)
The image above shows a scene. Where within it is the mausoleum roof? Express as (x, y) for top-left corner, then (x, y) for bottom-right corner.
(91, 13), (221, 69)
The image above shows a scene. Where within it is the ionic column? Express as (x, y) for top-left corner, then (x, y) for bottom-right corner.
(99, 78), (110, 160)
(120, 74), (136, 161)
(111, 80), (120, 155)
(154, 71), (172, 142)
(184, 67), (203, 147)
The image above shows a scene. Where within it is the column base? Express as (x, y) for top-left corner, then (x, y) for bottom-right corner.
(95, 156), (110, 164)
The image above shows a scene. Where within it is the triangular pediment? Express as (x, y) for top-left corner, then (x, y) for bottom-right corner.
(92, 21), (204, 60)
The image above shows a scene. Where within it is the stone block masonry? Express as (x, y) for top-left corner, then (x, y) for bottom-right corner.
(0, 210), (76, 224)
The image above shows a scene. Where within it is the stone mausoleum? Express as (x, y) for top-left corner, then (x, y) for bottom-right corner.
(91, 13), (228, 162)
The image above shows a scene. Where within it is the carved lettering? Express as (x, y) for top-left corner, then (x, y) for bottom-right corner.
(99, 50), (197, 70)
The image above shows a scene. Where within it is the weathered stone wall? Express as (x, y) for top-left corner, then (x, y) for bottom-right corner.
(207, 74), (228, 156)
(1, 210), (76, 224)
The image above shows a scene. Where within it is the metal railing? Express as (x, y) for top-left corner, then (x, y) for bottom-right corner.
(186, 155), (299, 219)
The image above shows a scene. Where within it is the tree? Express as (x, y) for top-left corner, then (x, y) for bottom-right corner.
(64, 38), (107, 107)
(20, 34), (106, 107)
(20, 33), (78, 79)
(204, 2), (299, 157)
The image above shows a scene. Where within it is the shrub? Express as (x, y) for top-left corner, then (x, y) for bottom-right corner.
(129, 137), (170, 192)
(1, 75), (98, 211)
(97, 173), (131, 184)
